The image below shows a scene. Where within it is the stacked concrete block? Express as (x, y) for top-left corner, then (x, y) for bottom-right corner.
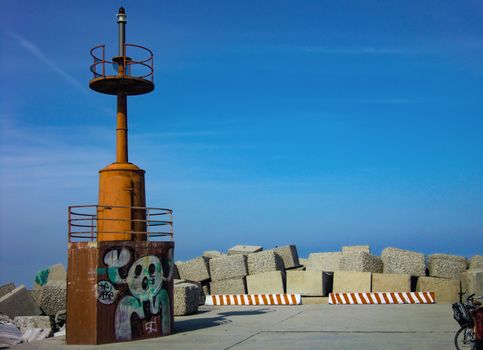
(342, 245), (370, 254)
(0, 283), (15, 299)
(286, 271), (323, 296)
(172, 263), (180, 280)
(416, 276), (460, 303)
(273, 245), (300, 269)
(13, 316), (52, 333)
(340, 251), (383, 273)
(34, 263), (66, 289)
(174, 281), (200, 316)
(247, 250), (284, 275)
(0, 323), (23, 347)
(333, 271), (372, 293)
(428, 254), (467, 280)
(372, 273), (411, 292)
(469, 255), (483, 269)
(210, 254), (248, 282)
(203, 250), (226, 259)
(381, 247), (426, 276)
(177, 256), (210, 282)
(0, 286), (42, 318)
(210, 278), (247, 295)
(36, 286), (66, 317)
(299, 258), (308, 267)
(461, 269), (483, 296)
(247, 271), (285, 294)
(306, 252), (342, 272)
(227, 245), (263, 256)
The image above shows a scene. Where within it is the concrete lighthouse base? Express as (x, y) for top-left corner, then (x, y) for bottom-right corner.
(66, 240), (175, 344)
(98, 162), (146, 241)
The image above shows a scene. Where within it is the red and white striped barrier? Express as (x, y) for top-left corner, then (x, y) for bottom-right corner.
(328, 292), (435, 305)
(205, 294), (302, 306)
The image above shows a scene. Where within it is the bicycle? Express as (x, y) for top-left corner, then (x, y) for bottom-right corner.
(453, 293), (482, 350)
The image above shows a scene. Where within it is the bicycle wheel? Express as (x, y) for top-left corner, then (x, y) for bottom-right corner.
(455, 326), (474, 350)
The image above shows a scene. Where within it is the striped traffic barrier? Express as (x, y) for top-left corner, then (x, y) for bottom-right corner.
(205, 294), (302, 306)
(328, 291), (435, 305)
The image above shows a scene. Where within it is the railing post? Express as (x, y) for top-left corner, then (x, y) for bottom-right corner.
(68, 207), (71, 243)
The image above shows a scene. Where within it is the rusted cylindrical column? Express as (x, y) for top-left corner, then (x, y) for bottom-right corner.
(116, 94), (128, 163)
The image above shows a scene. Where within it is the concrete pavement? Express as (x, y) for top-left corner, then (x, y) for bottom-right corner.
(13, 304), (458, 350)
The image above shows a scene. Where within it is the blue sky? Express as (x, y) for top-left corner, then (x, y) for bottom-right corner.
(0, 1), (482, 287)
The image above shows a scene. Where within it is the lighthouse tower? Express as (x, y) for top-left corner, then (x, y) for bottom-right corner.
(66, 8), (174, 345)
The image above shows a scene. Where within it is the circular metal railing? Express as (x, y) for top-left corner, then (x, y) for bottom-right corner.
(89, 43), (154, 82)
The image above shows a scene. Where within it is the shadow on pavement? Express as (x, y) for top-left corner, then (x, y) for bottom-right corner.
(174, 309), (272, 333)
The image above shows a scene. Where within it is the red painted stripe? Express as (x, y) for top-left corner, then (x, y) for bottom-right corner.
(374, 293), (382, 304)
(290, 294), (297, 304)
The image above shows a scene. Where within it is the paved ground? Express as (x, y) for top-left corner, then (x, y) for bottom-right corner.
(13, 304), (458, 350)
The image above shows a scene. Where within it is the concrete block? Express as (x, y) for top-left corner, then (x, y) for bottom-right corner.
(273, 245), (300, 269)
(340, 252), (383, 273)
(381, 247), (426, 276)
(342, 245), (370, 254)
(210, 278), (247, 295)
(227, 245), (263, 255)
(333, 271), (371, 293)
(469, 255), (483, 269)
(306, 252), (342, 272)
(177, 256), (210, 282)
(428, 254), (467, 280)
(173, 263), (180, 280)
(13, 316), (52, 333)
(203, 250), (226, 259)
(301, 297), (329, 305)
(461, 269), (483, 296)
(0, 283), (15, 299)
(247, 250), (284, 275)
(247, 271), (285, 294)
(34, 263), (66, 289)
(416, 276), (460, 303)
(174, 282), (200, 316)
(210, 254), (248, 282)
(37, 286), (66, 317)
(299, 258), (308, 266)
(286, 270), (323, 296)
(372, 273), (411, 292)
(0, 285), (42, 318)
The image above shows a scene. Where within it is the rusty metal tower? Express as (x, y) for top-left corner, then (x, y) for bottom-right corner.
(90, 6), (154, 242)
(66, 8), (174, 345)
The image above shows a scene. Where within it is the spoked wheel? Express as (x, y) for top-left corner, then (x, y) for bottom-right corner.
(455, 326), (475, 350)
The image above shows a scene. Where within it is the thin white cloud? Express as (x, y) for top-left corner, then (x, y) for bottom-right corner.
(8, 31), (87, 94)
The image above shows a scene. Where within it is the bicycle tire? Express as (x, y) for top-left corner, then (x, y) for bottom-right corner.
(455, 326), (474, 350)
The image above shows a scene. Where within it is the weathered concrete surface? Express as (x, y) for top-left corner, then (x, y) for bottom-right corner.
(460, 269), (483, 296)
(286, 271), (323, 296)
(227, 245), (263, 256)
(381, 247), (426, 276)
(272, 245), (300, 269)
(210, 277), (247, 295)
(469, 255), (483, 269)
(202, 250), (226, 259)
(340, 252), (383, 273)
(301, 297), (329, 304)
(13, 316), (51, 333)
(177, 257), (211, 282)
(174, 282), (200, 316)
(372, 273), (411, 292)
(0, 285), (42, 318)
(0, 283), (16, 299)
(342, 245), (370, 254)
(246, 271), (285, 294)
(210, 255), (248, 282)
(306, 252), (342, 272)
(12, 304), (458, 350)
(416, 276), (460, 303)
(34, 264), (66, 289)
(333, 271), (371, 293)
(36, 286), (66, 317)
(428, 254), (467, 280)
(247, 250), (284, 276)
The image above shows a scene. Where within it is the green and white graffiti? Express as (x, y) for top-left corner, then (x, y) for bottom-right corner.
(97, 247), (173, 340)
